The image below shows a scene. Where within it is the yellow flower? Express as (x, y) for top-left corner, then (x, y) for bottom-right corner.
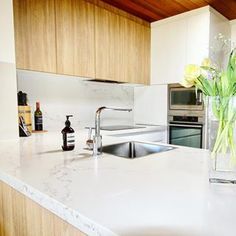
(181, 64), (200, 88)
(181, 78), (194, 88)
(201, 58), (211, 67)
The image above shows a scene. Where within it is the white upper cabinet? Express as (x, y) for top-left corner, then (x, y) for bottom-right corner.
(186, 12), (210, 65)
(231, 20), (236, 44)
(209, 10), (231, 69)
(151, 6), (229, 85)
(151, 18), (187, 85)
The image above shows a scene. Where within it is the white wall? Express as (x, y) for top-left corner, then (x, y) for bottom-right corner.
(134, 85), (168, 126)
(0, 0), (16, 63)
(17, 70), (134, 131)
(0, 0), (18, 140)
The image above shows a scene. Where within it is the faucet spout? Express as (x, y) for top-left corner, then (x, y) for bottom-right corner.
(93, 106), (132, 156)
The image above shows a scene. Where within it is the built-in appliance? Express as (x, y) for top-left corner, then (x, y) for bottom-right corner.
(168, 84), (206, 149)
(169, 84), (203, 111)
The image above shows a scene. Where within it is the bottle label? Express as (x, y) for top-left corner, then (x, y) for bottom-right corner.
(35, 115), (43, 125)
(66, 133), (75, 146)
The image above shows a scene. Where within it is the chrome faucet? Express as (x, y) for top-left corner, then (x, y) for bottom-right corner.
(93, 106), (132, 156)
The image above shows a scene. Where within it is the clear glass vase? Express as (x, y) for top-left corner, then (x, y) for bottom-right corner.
(207, 96), (236, 184)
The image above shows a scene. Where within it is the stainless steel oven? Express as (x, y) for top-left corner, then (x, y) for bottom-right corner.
(169, 84), (203, 111)
(168, 117), (204, 148)
(168, 84), (206, 149)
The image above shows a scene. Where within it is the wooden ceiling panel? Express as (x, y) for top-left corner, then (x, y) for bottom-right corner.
(101, 0), (236, 22)
(100, 0), (161, 22)
(205, 0), (236, 19)
(173, 0), (207, 10)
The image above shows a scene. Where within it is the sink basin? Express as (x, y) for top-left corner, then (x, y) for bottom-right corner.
(102, 141), (175, 158)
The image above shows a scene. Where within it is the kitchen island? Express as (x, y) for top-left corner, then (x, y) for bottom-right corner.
(0, 131), (236, 236)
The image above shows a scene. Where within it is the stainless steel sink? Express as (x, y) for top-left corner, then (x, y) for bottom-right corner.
(102, 141), (176, 158)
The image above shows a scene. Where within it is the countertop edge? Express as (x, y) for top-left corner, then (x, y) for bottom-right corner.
(0, 171), (117, 236)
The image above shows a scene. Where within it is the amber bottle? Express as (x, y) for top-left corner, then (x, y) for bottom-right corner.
(34, 102), (43, 131)
(62, 115), (75, 151)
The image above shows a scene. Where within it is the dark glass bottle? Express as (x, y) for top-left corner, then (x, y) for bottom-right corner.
(34, 102), (43, 131)
(62, 115), (75, 151)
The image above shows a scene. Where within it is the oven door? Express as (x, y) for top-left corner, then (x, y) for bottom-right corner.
(168, 123), (203, 148)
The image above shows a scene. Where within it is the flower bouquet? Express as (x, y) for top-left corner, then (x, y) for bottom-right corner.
(181, 37), (236, 183)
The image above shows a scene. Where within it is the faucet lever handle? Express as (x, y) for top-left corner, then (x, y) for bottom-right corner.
(86, 127), (94, 150)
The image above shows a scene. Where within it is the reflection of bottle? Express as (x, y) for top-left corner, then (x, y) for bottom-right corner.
(34, 102), (43, 131)
(62, 115), (75, 151)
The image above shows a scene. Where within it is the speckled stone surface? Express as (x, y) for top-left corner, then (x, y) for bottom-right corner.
(0, 131), (236, 236)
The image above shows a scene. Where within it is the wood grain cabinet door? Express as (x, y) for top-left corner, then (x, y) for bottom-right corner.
(0, 181), (86, 236)
(13, 0), (57, 73)
(56, 0), (95, 78)
(122, 18), (150, 85)
(95, 6), (121, 82)
(95, 6), (150, 84)
(13, 0), (150, 84)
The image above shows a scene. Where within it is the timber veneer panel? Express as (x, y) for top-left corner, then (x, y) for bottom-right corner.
(13, 0), (57, 73)
(56, 0), (95, 78)
(11, 189), (27, 235)
(119, 16), (150, 84)
(0, 181), (4, 235)
(95, 6), (121, 81)
(1, 182), (15, 236)
(0, 181), (86, 236)
(95, 6), (150, 84)
(13, 0), (150, 84)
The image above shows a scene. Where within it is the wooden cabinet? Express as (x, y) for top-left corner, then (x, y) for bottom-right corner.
(56, 0), (95, 78)
(13, 0), (56, 73)
(95, 6), (150, 84)
(0, 181), (85, 236)
(13, 0), (150, 84)
(122, 18), (150, 84)
(95, 6), (121, 81)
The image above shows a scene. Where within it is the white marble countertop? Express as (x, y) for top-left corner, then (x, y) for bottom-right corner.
(0, 130), (236, 236)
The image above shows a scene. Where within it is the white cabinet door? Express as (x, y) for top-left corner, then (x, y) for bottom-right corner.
(186, 12), (210, 65)
(151, 19), (187, 85)
(209, 11), (230, 69)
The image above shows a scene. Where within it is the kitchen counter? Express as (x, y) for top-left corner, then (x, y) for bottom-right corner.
(0, 130), (236, 236)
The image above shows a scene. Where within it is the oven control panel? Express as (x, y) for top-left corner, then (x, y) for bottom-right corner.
(173, 116), (198, 123)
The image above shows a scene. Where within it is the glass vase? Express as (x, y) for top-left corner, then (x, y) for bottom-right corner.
(207, 96), (236, 184)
